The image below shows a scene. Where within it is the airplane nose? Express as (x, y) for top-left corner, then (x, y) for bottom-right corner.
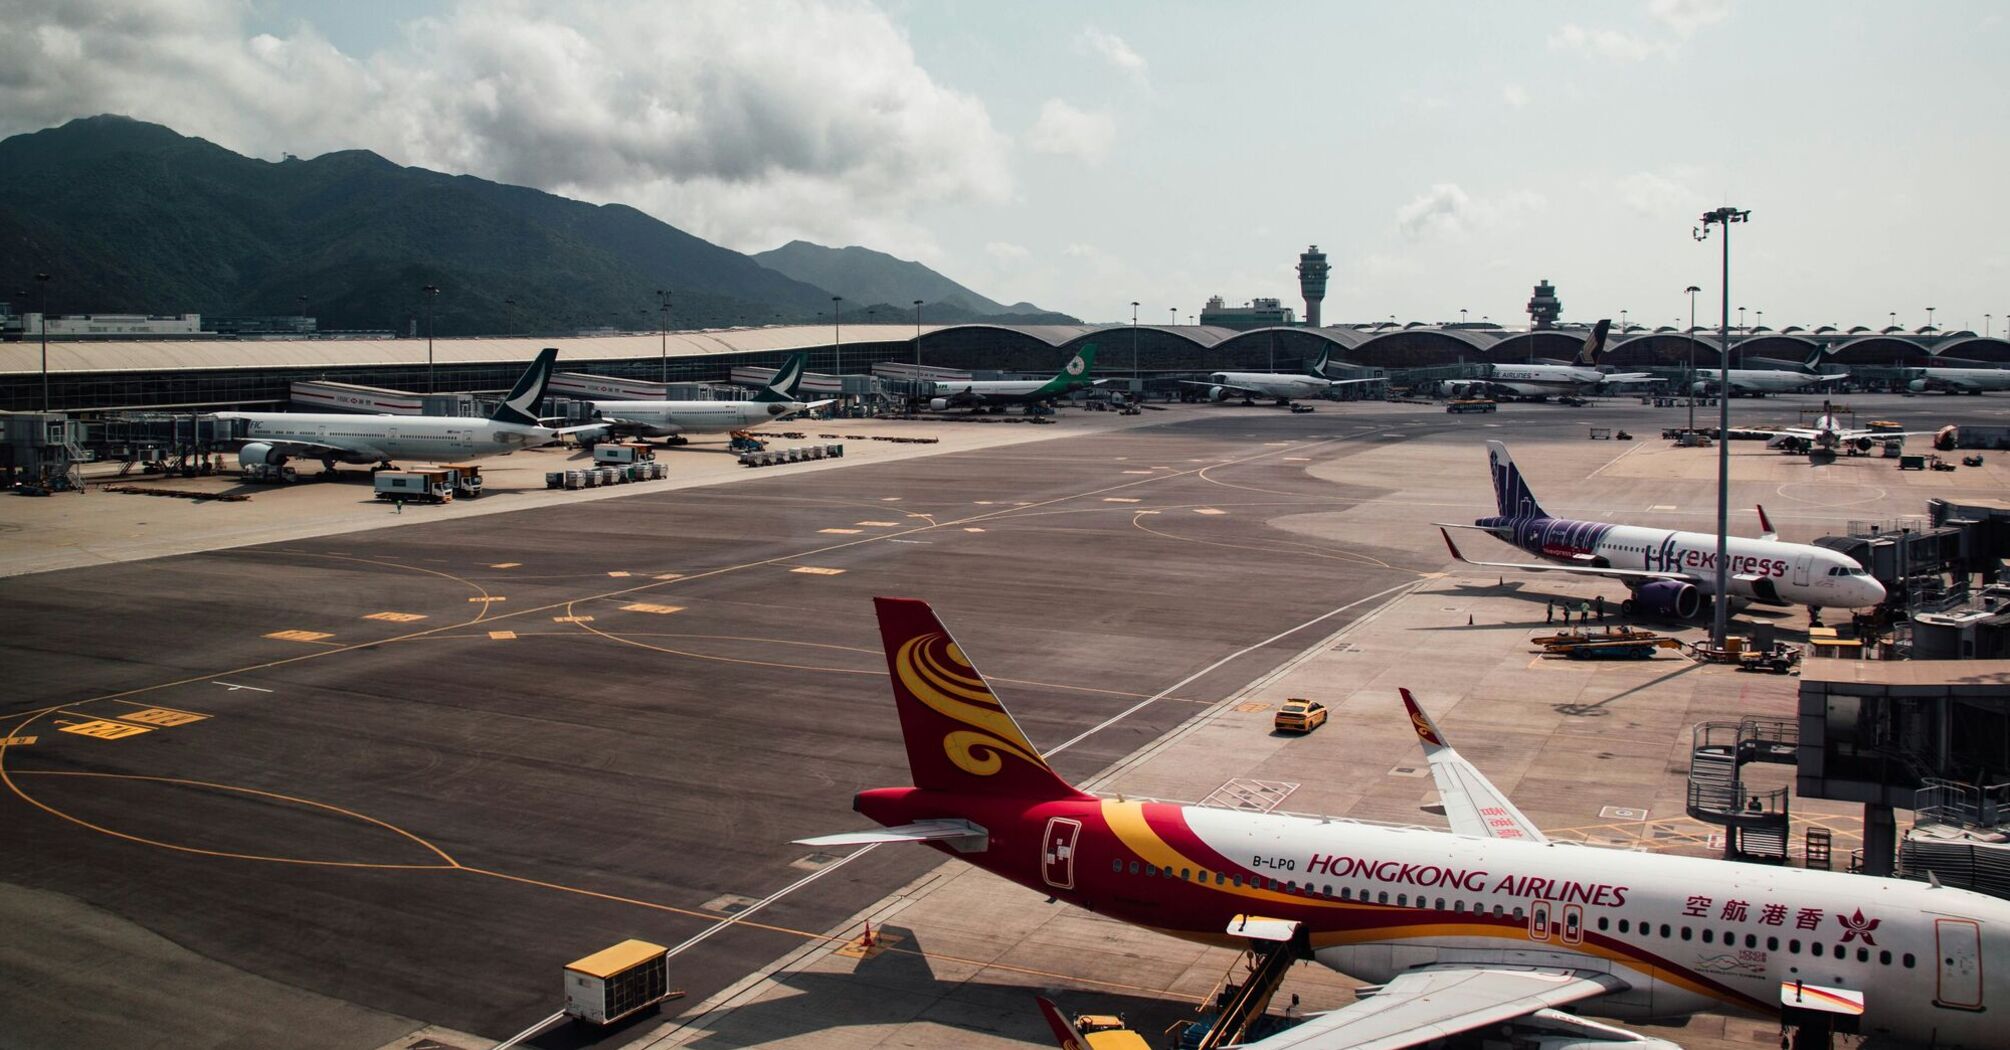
(1859, 578), (1887, 607)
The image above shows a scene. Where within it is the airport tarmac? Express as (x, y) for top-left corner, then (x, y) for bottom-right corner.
(3, 392), (2006, 1049)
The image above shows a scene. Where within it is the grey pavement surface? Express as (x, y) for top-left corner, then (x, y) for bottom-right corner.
(4, 392), (2005, 1050)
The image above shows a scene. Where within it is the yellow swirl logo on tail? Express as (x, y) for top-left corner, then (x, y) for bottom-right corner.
(896, 632), (1043, 777)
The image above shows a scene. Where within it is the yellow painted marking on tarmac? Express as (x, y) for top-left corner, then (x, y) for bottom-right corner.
(855, 520), (899, 527)
(963, 527), (985, 533)
(489, 562), (521, 569)
(654, 573), (683, 581)
(1103, 497), (1141, 503)
(1284, 456), (1312, 462)
(1234, 702), (1271, 713)
(1122, 470), (1153, 474)
(363, 611), (428, 623)
(488, 630), (517, 640)
(879, 496), (902, 501)
(0, 736), (37, 746)
(791, 566), (845, 575)
(118, 708), (209, 727)
(264, 629), (332, 643)
(1194, 508), (1226, 515)
(621, 603), (685, 615)
(972, 500), (994, 505)
(58, 719), (153, 740)
(469, 595), (506, 602)
(819, 528), (862, 534)
(607, 571), (632, 578)
(553, 615), (596, 623)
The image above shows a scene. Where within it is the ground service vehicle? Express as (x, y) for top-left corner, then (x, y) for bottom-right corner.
(563, 939), (678, 1025)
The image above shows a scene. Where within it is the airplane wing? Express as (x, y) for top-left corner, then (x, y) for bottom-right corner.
(1435, 527), (1695, 584)
(1595, 372), (1656, 384)
(1321, 377), (1385, 387)
(235, 437), (379, 462)
(1399, 689), (1545, 843)
(1180, 379), (1274, 398)
(1230, 967), (1623, 1050)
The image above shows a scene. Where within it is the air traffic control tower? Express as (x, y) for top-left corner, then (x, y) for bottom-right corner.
(1297, 245), (1329, 328)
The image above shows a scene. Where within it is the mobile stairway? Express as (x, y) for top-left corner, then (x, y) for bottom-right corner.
(1174, 918), (1308, 1050)
(1687, 718), (1798, 862)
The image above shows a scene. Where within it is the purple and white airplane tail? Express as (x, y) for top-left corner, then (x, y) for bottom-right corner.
(1485, 440), (1549, 521)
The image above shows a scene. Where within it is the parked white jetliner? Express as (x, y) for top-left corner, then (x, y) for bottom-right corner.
(217, 347), (603, 473)
(1694, 346), (1849, 396)
(1184, 344), (1384, 404)
(1746, 400), (1940, 462)
(929, 345), (1100, 412)
(1909, 366), (2010, 394)
(810, 597), (2004, 1050)
(586, 353), (830, 440)
(1465, 320), (1653, 399)
(1437, 440), (1884, 616)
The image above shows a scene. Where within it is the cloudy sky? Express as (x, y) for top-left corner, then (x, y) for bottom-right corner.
(4, 1), (2006, 329)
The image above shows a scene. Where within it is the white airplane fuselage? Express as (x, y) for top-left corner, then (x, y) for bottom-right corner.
(1912, 367), (2010, 393)
(586, 399), (807, 437)
(1483, 363), (1613, 397)
(1203, 371), (1338, 400)
(1699, 369), (1845, 395)
(216, 412), (562, 464)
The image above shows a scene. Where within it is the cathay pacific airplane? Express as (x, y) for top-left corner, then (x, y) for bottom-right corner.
(1463, 320), (1653, 399)
(929, 345), (1100, 412)
(217, 347), (603, 473)
(1909, 366), (2010, 395)
(586, 352), (830, 440)
(1435, 441), (1883, 617)
(1183, 345), (1384, 404)
(1695, 345), (1849, 396)
(806, 598), (2002, 1049)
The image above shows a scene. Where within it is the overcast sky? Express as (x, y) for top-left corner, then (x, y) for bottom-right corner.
(4, 1), (2006, 330)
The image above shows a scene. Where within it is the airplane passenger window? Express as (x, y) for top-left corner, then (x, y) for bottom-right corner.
(1231, 874), (1242, 887)
(1112, 860), (1123, 872)
(1879, 950), (1891, 965)
(1747, 935), (1757, 949)
(1617, 919), (1629, 933)
(1145, 864), (1157, 877)
(1903, 953), (1915, 968)
(1680, 927), (1692, 941)
(1456, 901), (1467, 914)
(1322, 884), (1333, 897)
(1768, 937), (1779, 951)
(1435, 897), (1446, 911)
(1702, 929), (1713, 943)
(1596, 916), (1606, 930)
(1660, 924), (1671, 938)
(1378, 892), (1389, 904)
(1340, 887), (1352, 900)
(1128, 861), (1140, 875)
(1858, 947), (1870, 962)
(1286, 881), (1297, 893)
(1789, 940), (1801, 954)
(1514, 907), (1525, 920)
(1181, 868), (1191, 880)
(1494, 905), (1505, 917)
(1397, 894), (1408, 907)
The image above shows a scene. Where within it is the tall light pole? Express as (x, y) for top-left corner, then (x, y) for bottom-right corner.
(35, 272), (50, 412)
(1685, 285), (1701, 433)
(831, 295), (843, 383)
(1459, 307), (1468, 325)
(1694, 206), (1749, 650)
(1756, 309), (1764, 331)
(1737, 305), (1746, 331)
(912, 299), (924, 415)
(656, 289), (670, 383)
(1987, 313), (1994, 339)
(1926, 306), (1936, 332)
(421, 284), (440, 393)
(1130, 301), (1140, 395)
(1621, 308), (1629, 331)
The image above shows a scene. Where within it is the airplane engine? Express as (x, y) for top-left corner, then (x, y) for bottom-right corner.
(766, 402), (790, 416)
(1852, 436), (1875, 452)
(1209, 386), (1231, 402)
(1690, 381), (1711, 396)
(1908, 378), (1929, 393)
(928, 397), (950, 411)
(1525, 1037), (1682, 1050)
(238, 442), (285, 468)
(1630, 579), (1701, 619)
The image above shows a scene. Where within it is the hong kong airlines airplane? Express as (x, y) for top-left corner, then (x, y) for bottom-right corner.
(1436, 441), (1884, 617)
(804, 598), (2004, 1049)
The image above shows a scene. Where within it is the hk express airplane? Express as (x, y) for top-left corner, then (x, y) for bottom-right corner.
(217, 347), (604, 473)
(1463, 320), (1654, 399)
(1436, 441), (1884, 617)
(806, 598), (2002, 1048)
(586, 352), (830, 440)
(1184, 344), (1385, 404)
(929, 345), (1099, 412)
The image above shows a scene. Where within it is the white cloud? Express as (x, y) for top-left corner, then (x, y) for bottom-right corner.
(1502, 83), (1529, 109)
(1610, 170), (1709, 217)
(1079, 27), (1148, 86)
(1648, 0), (1731, 36)
(0, 0), (1013, 257)
(985, 241), (1030, 262)
(1548, 24), (1665, 62)
(1026, 98), (1114, 166)
(1062, 243), (1098, 258)
(1395, 183), (1546, 239)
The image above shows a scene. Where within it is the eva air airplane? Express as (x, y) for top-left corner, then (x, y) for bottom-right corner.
(927, 345), (1099, 412)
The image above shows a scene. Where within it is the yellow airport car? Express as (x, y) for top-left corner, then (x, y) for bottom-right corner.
(1273, 699), (1329, 734)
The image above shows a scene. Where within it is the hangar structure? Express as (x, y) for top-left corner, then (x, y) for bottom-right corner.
(2, 320), (2005, 413)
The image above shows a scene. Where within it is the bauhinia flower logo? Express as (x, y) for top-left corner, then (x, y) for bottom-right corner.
(1837, 908), (1880, 945)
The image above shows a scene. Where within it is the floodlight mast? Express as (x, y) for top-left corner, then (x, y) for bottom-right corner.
(1692, 207), (1749, 650)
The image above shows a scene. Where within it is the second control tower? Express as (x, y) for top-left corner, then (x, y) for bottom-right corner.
(1297, 245), (1329, 328)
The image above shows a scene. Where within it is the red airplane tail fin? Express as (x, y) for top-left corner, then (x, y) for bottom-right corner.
(873, 597), (1088, 801)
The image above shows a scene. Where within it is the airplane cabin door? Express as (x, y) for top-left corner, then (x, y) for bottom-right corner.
(1792, 555), (1812, 588)
(1935, 917), (1983, 1010)
(1040, 817), (1081, 891)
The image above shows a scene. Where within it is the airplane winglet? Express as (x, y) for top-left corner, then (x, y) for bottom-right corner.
(1438, 526), (1471, 563)
(1034, 997), (1087, 1050)
(1756, 504), (1777, 541)
(1399, 688), (1450, 751)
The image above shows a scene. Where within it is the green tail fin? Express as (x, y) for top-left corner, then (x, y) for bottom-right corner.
(752, 352), (807, 403)
(1035, 344), (1095, 395)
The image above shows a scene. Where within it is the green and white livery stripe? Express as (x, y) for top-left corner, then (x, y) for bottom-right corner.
(1036, 344), (1097, 395)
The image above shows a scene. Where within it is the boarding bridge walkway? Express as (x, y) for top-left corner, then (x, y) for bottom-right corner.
(1687, 718), (1798, 863)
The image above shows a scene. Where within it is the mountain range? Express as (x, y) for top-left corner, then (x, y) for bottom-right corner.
(0, 116), (1072, 335)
